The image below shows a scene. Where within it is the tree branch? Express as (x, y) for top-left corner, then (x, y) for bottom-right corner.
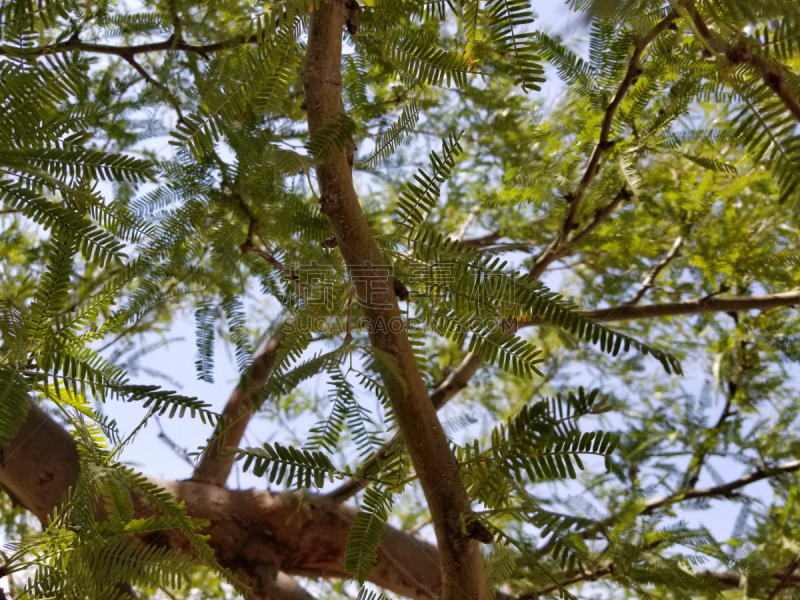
(328, 290), (800, 504)
(120, 55), (184, 122)
(504, 563), (800, 599)
(574, 289), (800, 323)
(0, 404), (444, 599)
(192, 328), (287, 486)
(625, 235), (684, 305)
(301, 2), (488, 597)
(682, 3), (800, 122)
(528, 15), (677, 279)
(766, 554), (800, 600)
(707, 568), (800, 591)
(640, 458), (800, 514)
(0, 34), (258, 60)
(461, 232), (503, 248)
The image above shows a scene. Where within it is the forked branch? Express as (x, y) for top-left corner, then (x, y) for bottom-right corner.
(529, 15), (677, 279)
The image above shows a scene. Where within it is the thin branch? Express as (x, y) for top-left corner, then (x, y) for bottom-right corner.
(682, 338), (746, 489)
(120, 55), (184, 123)
(242, 244), (299, 281)
(641, 458), (800, 514)
(625, 235), (684, 305)
(0, 33), (259, 60)
(155, 417), (194, 467)
(528, 15), (677, 279)
(705, 569), (800, 590)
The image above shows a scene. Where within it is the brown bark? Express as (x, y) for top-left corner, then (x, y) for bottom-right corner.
(301, 2), (488, 598)
(193, 330), (287, 486)
(0, 403), (443, 599)
(157, 478), (442, 599)
(0, 403), (79, 523)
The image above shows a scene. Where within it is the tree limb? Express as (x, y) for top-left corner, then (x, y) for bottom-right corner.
(0, 404), (444, 599)
(192, 328), (287, 486)
(575, 289), (800, 323)
(301, 2), (488, 597)
(640, 458), (800, 514)
(504, 564), (800, 599)
(682, 3), (800, 122)
(528, 15), (677, 279)
(0, 34), (258, 60)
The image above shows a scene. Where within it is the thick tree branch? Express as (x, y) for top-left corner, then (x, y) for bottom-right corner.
(0, 404), (444, 599)
(301, 2), (488, 597)
(192, 329), (287, 486)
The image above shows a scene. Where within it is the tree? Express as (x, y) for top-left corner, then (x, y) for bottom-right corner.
(0, 0), (799, 597)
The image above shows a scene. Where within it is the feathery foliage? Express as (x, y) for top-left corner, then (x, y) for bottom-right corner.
(2, 0), (800, 597)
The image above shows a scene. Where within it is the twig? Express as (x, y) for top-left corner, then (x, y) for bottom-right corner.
(625, 236), (684, 305)
(121, 55), (184, 123)
(241, 244), (298, 281)
(155, 417), (194, 467)
(683, 338), (746, 489)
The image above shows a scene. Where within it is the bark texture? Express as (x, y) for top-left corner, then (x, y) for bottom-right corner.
(0, 404), (443, 599)
(301, 2), (489, 599)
